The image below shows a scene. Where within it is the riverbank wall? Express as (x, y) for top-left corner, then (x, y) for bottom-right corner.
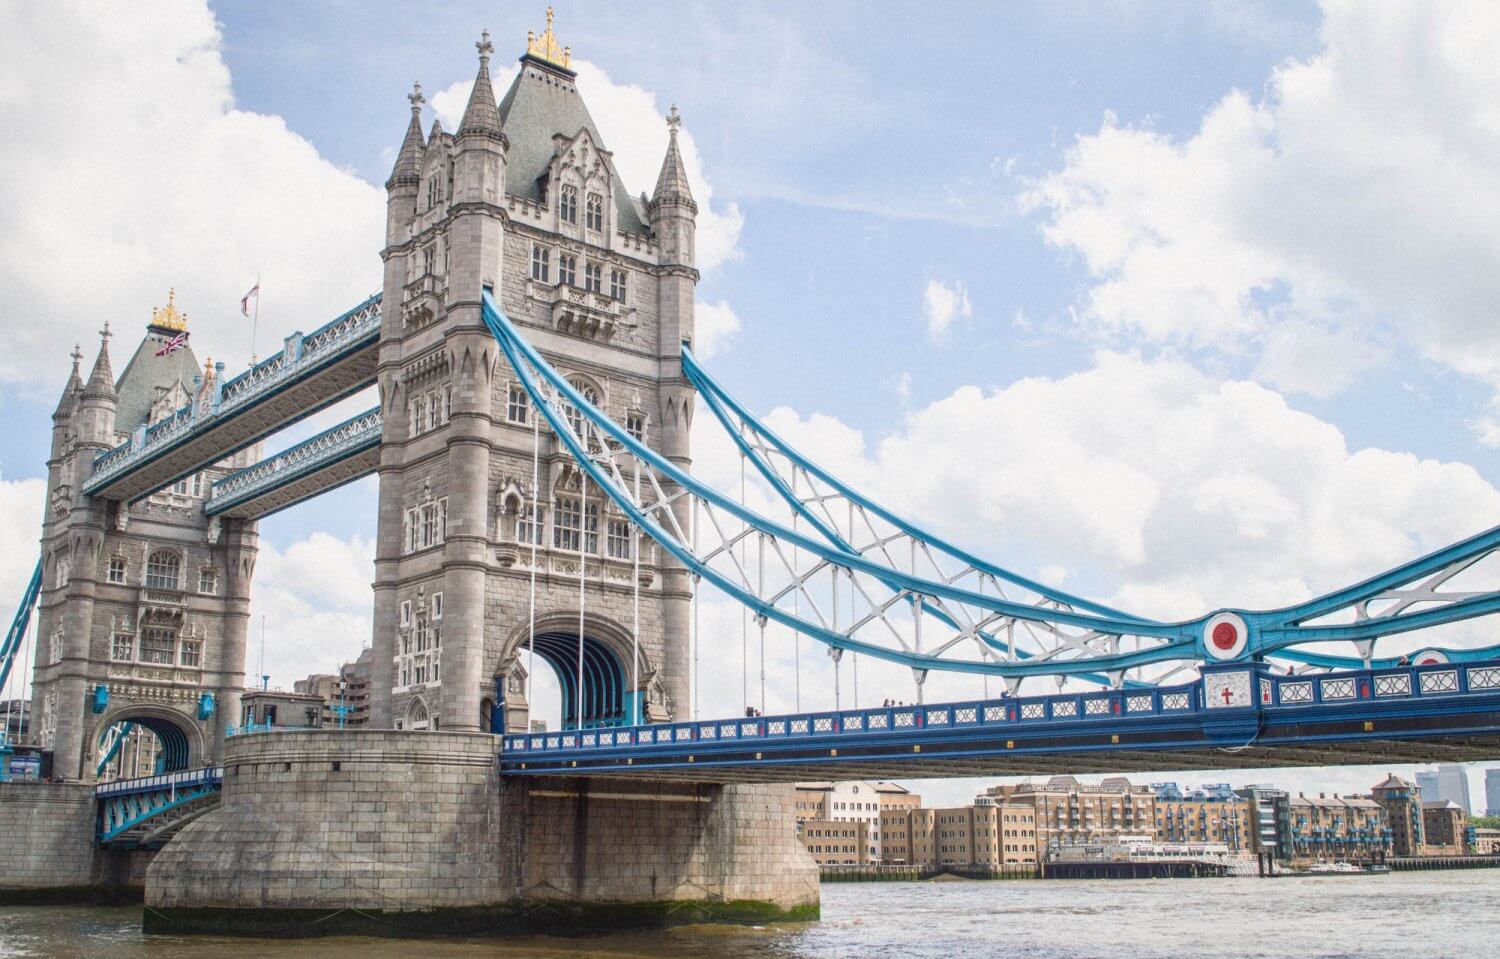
(0, 781), (153, 903)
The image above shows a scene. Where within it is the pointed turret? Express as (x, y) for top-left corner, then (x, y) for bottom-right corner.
(386, 81), (426, 190)
(458, 30), (504, 140)
(651, 106), (697, 212)
(81, 323), (117, 403)
(428, 116), (445, 144)
(54, 345), (83, 418)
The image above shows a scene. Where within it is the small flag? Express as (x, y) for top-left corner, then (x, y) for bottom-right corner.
(240, 282), (260, 316)
(154, 331), (188, 357)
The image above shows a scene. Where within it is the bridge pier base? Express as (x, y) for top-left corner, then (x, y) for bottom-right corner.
(143, 730), (818, 937)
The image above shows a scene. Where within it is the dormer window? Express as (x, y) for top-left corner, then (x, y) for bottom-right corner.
(585, 192), (604, 231)
(531, 245), (550, 282)
(560, 185), (578, 224)
(558, 254), (577, 287)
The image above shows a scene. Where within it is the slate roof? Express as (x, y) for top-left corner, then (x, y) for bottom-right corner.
(113, 326), (201, 434)
(496, 58), (650, 235)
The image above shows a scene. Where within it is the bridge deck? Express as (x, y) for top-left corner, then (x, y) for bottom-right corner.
(501, 659), (1500, 783)
(205, 407), (381, 519)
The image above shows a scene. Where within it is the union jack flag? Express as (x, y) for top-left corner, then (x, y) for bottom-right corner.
(154, 331), (188, 357)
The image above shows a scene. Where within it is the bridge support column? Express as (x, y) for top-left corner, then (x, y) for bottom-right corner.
(213, 521), (257, 758)
(143, 730), (817, 937)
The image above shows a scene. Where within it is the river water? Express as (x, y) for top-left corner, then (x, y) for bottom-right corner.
(0, 872), (1492, 958)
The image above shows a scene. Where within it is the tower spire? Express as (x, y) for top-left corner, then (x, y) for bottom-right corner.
(651, 106), (697, 212)
(54, 344), (84, 416)
(459, 30), (503, 139)
(82, 321), (116, 401)
(387, 81), (427, 188)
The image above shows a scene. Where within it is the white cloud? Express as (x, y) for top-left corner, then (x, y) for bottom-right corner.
(431, 60), (743, 271)
(1023, 1), (1500, 405)
(0, 1), (385, 388)
(249, 531), (375, 687)
(693, 299), (741, 360)
(923, 279), (973, 341)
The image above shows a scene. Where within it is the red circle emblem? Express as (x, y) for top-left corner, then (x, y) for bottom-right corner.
(1211, 622), (1239, 651)
(1417, 656), (1439, 666)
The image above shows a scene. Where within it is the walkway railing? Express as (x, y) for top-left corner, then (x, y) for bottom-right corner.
(502, 657), (1500, 758)
(205, 407), (382, 515)
(84, 294), (381, 494)
(94, 765), (222, 799)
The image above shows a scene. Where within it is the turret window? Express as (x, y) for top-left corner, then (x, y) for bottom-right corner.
(559, 254), (577, 287)
(586, 192), (604, 231)
(422, 245), (436, 276)
(506, 384), (530, 424)
(145, 550), (180, 590)
(610, 269), (628, 301)
(531, 245), (550, 282)
(180, 637), (202, 667)
(584, 262), (602, 293)
(560, 186), (578, 224)
(427, 175), (442, 209)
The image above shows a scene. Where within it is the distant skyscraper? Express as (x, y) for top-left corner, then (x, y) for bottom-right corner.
(1486, 769), (1500, 816)
(1417, 765), (1473, 813)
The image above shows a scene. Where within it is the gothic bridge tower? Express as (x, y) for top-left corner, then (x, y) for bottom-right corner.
(371, 17), (697, 732)
(31, 294), (260, 781)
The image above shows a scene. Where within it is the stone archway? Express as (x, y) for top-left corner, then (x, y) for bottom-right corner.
(91, 703), (205, 776)
(503, 612), (651, 729)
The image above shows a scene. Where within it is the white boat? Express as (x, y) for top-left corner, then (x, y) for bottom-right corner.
(1304, 862), (1363, 874)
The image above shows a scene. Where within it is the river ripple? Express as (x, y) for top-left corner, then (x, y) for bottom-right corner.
(0, 872), (1490, 958)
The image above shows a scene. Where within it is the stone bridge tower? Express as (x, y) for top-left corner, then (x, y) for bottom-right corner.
(31, 296), (260, 781)
(371, 20), (697, 732)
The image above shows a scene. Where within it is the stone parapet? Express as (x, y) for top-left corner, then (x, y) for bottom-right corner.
(144, 729), (818, 936)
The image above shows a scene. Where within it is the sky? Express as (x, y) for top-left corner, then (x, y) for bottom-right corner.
(3, 0), (1500, 807)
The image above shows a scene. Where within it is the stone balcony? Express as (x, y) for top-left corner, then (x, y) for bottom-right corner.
(403, 273), (448, 329)
(527, 280), (635, 342)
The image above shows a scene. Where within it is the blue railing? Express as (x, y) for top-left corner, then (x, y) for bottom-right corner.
(85, 294), (381, 492)
(224, 722), (318, 737)
(503, 657), (1500, 758)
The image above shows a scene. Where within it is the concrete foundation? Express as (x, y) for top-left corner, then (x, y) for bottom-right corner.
(144, 730), (818, 936)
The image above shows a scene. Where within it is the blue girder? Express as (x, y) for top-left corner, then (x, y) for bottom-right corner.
(0, 559), (41, 697)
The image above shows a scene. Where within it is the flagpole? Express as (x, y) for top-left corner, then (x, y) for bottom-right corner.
(250, 274), (261, 366)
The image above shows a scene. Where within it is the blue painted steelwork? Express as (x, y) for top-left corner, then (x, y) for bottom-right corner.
(95, 721), (136, 777)
(95, 767), (222, 846)
(502, 657), (1500, 776)
(0, 560), (41, 697)
(84, 294), (381, 497)
(481, 291), (1204, 682)
(204, 406), (382, 517)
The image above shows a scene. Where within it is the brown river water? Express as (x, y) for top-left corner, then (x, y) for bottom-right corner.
(0, 872), (1493, 958)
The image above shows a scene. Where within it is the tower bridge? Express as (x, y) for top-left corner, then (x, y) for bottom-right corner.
(3, 13), (1500, 937)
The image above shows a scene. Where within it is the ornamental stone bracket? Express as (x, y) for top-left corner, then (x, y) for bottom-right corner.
(403, 273), (448, 329)
(527, 280), (635, 342)
(139, 588), (187, 628)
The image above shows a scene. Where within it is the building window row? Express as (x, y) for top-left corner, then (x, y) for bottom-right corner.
(403, 498), (448, 553)
(112, 627), (201, 668)
(410, 387), (451, 437)
(529, 243), (629, 302)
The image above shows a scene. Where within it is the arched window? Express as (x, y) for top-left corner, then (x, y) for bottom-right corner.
(408, 698), (430, 731)
(563, 381), (600, 440)
(560, 185), (578, 224)
(145, 549), (180, 590)
(585, 192), (604, 231)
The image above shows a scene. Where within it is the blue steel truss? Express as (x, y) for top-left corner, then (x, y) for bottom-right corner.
(0, 559), (41, 699)
(483, 289), (1500, 685)
(205, 406), (382, 517)
(84, 294), (382, 497)
(95, 767), (222, 847)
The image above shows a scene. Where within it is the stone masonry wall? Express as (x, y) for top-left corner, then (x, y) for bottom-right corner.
(144, 729), (818, 935)
(0, 782), (98, 893)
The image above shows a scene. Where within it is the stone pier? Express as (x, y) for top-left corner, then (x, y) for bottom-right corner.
(144, 730), (818, 936)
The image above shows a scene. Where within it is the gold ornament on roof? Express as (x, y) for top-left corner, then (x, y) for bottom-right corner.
(151, 288), (188, 331)
(526, 7), (572, 68)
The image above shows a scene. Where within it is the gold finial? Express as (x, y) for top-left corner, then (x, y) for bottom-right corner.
(204, 356), (214, 377)
(526, 6), (571, 68)
(151, 287), (188, 332)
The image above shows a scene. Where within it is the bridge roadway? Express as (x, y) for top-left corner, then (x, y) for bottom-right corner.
(83, 294), (380, 503)
(501, 658), (1500, 782)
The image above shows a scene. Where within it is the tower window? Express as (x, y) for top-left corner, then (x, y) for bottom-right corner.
(506, 384), (530, 424)
(584, 262), (602, 293)
(427, 174), (442, 209)
(531, 245), (550, 282)
(111, 633), (134, 662)
(586, 192), (604, 231)
(198, 568), (218, 595)
(552, 496), (597, 552)
(139, 627), (176, 665)
(626, 412), (646, 441)
(516, 502), (543, 545)
(180, 637), (202, 667)
(559, 254), (577, 287)
(607, 518), (632, 560)
(560, 185), (578, 224)
(107, 556), (127, 584)
(610, 269), (628, 300)
(145, 550), (180, 590)
(422, 245), (436, 276)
